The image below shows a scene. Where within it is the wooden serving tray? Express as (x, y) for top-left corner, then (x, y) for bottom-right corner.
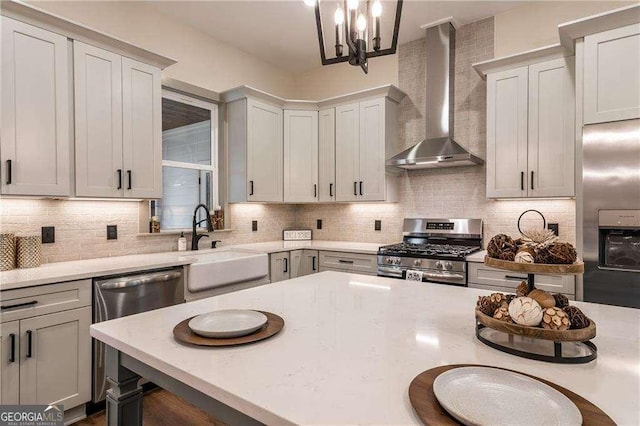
(173, 311), (284, 347)
(485, 255), (584, 275)
(475, 308), (596, 342)
(408, 364), (615, 426)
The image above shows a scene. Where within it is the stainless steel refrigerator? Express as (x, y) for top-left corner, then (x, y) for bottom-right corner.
(581, 119), (640, 308)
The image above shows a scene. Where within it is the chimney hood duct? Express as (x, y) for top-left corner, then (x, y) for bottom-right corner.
(387, 22), (483, 170)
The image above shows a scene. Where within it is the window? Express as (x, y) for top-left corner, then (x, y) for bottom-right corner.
(156, 89), (218, 230)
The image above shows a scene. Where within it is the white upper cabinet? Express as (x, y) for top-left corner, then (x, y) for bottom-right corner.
(0, 17), (71, 196)
(74, 43), (162, 199)
(486, 57), (575, 198)
(528, 57), (575, 197)
(74, 41), (123, 197)
(318, 108), (336, 202)
(122, 57), (162, 198)
(284, 110), (318, 203)
(486, 67), (529, 198)
(335, 103), (360, 202)
(584, 24), (640, 124)
(358, 98), (386, 201)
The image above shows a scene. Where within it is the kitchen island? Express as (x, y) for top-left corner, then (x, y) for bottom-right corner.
(91, 271), (640, 425)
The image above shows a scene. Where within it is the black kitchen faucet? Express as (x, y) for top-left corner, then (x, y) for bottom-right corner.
(191, 204), (214, 250)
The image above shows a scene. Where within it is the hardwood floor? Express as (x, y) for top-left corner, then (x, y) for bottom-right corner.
(74, 388), (225, 425)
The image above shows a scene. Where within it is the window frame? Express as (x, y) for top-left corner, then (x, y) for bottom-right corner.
(158, 89), (219, 229)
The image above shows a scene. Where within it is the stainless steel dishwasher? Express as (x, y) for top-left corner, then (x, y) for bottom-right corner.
(92, 267), (184, 403)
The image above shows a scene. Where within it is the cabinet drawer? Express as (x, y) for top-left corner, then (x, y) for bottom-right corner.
(468, 263), (575, 295)
(318, 251), (377, 275)
(0, 280), (91, 323)
(469, 283), (575, 300)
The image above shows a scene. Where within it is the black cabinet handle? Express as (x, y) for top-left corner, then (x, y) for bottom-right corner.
(0, 300), (37, 311)
(249, 180), (254, 196)
(9, 333), (16, 363)
(520, 171), (524, 191)
(6, 160), (12, 185)
(117, 169), (122, 190)
(505, 275), (528, 281)
(338, 259), (354, 264)
(329, 183), (333, 197)
(314, 184), (317, 198)
(359, 181), (363, 196)
(312, 256), (317, 271)
(531, 171), (534, 190)
(354, 181), (357, 196)
(26, 330), (32, 358)
(283, 257), (288, 273)
(127, 170), (132, 190)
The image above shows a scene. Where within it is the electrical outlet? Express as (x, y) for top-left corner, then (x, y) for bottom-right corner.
(107, 225), (118, 240)
(548, 223), (559, 236)
(375, 220), (382, 231)
(41, 226), (55, 244)
(317, 219), (322, 230)
(252, 220), (258, 232)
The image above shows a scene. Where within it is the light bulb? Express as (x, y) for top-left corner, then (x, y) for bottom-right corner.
(347, 0), (359, 11)
(356, 13), (367, 31)
(304, 0), (316, 6)
(372, 0), (382, 17)
(334, 5), (344, 25)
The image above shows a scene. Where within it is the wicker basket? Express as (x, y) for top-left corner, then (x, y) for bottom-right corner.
(17, 235), (42, 268)
(0, 233), (16, 271)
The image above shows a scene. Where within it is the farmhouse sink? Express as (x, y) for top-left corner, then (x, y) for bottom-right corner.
(183, 250), (269, 292)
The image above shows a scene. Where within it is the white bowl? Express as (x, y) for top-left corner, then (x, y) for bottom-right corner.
(188, 309), (267, 338)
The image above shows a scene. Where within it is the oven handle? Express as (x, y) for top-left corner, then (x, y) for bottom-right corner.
(423, 272), (465, 280)
(597, 266), (639, 273)
(377, 266), (403, 277)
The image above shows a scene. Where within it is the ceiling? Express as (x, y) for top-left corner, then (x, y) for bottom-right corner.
(149, 0), (528, 74)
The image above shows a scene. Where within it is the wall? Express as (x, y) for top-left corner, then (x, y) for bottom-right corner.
(0, 200), (296, 264)
(494, 1), (636, 57)
(27, 1), (296, 97)
(294, 17), (577, 246)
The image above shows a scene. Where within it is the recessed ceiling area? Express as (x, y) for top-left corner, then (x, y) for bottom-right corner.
(149, 1), (529, 74)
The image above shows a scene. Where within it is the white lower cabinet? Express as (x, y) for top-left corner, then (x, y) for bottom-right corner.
(467, 262), (575, 296)
(290, 250), (319, 278)
(0, 281), (91, 410)
(318, 251), (377, 276)
(269, 252), (290, 283)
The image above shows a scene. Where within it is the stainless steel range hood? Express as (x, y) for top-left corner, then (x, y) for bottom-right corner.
(387, 22), (483, 170)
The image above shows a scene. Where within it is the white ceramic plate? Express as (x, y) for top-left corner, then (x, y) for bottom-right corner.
(188, 310), (268, 338)
(433, 367), (582, 426)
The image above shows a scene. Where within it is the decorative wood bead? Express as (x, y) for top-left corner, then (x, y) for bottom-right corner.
(553, 293), (570, 309)
(541, 307), (571, 331)
(563, 306), (590, 330)
(492, 306), (512, 322)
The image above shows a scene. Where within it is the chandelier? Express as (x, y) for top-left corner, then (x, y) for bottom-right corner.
(309, 0), (403, 74)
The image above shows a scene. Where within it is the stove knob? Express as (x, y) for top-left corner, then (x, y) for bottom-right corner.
(413, 259), (422, 267)
(444, 262), (453, 271)
(435, 261), (443, 269)
(385, 257), (393, 264)
(394, 258), (402, 265)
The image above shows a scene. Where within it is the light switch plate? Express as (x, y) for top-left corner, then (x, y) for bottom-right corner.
(283, 229), (312, 241)
(107, 225), (118, 240)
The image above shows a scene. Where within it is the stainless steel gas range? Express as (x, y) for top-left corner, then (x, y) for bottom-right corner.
(377, 218), (483, 286)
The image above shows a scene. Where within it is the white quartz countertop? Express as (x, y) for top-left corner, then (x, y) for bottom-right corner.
(91, 271), (640, 425)
(228, 240), (382, 255)
(466, 249), (487, 263)
(0, 240), (382, 291)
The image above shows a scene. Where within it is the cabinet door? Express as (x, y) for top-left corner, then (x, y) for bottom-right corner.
(486, 67), (529, 198)
(122, 57), (162, 199)
(19, 307), (91, 408)
(0, 321), (20, 405)
(584, 24), (640, 124)
(284, 110), (318, 203)
(528, 57), (575, 197)
(0, 17), (70, 196)
(358, 98), (386, 201)
(247, 99), (283, 202)
(335, 103), (360, 201)
(318, 108), (336, 202)
(269, 252), (290, 283)
(301, 250), (319, 276)
(289, 250), (303, 279)
(74, 41), (123, 197)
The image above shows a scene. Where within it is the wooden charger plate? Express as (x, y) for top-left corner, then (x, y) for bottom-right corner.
(173, 311), (284, 347)
(475, 308), (596, 342)
(485, 256), (584, 275)
(408, 364), (614, 426)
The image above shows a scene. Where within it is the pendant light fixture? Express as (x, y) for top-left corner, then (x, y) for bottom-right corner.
(311, 0), (403, 74)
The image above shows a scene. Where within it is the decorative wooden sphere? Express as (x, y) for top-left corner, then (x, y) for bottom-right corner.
(528, 289), (556, 309)
(487, 234), (518, 261)
(508, 297), (543, 326)
(477, 295), (495, 316)
(493, 306), (512, 322)
(563, 306), (590, 329)
(515, 246), (535, 264)
(541, 307), (571, 331)
(490, 292), (509, 308)
(535, 241), (578, 264)
(516, 281), (530, 297)
(553, 293), (570, 309)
